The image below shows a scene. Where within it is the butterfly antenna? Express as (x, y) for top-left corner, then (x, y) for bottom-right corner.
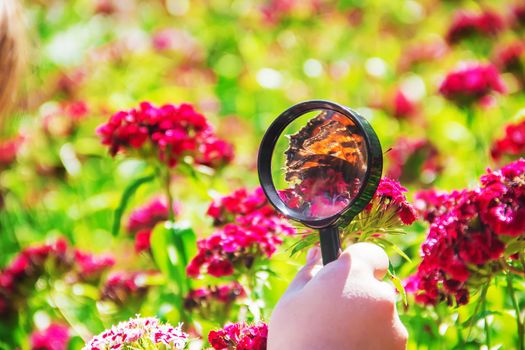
(383, 147), (392, 155)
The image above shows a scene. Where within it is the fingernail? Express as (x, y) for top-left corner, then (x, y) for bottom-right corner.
(306, 247), (319, 264)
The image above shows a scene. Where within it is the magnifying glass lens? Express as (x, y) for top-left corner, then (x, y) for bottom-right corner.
(271, 109), (369, 220)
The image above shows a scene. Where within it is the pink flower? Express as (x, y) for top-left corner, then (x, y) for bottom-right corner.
(478, 159), (525, 236)
(83, 316), (188, 350)
(492, 41), (525, 74)
(371, 178), (417, 225)
(101, 271), (154, 305)
(511, 3), (525, 29)
(97, 102), (233, 169)
(392, 90), (417, 119)
(31, 323), (70, 350)
(187, 188), (294, 278)
(491, 119), (525, 161)
(74, 250), (115, 281)
(438, 63), (506, 106)
(446, 9), (504, 44)
(408, 161), (525, 306)
(208, 322), (268, 350)
(127, 197), (176, 253)
(387, 137), (442, 185)
(184, 282), (245, 311)
(398, 40), (447, 71)
(0, 136), (22, 170)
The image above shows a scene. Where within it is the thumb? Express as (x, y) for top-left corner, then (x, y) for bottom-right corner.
(285, 247), (322, 294)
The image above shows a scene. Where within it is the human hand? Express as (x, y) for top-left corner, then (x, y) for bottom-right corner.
(267, 243), (408, 350)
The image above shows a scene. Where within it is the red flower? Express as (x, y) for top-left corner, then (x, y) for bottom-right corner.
(446, 10), (504, 44)
(30, 323), (70, 350)
(387, 138), (442, 185)
(0, 136), (22, 171)
(371, 178), (417, 225)
(491, 119), (525, 161)
(184, 282), (245, 311)
(97, 102), (233, 169)
(127, 197), (176, 253)
(187, 188), (294, 278)
(407, 160), (525, 306)
(438, 63), (505, 106)
(74, 250), (115, 281)
(101, 271), (154, 305)
(492, 41), (525, 74)
(478, 159), (525, 236)
(398, 40), (447, 71)
(392, 90), (417, 119)
(208, 322), (268, 350)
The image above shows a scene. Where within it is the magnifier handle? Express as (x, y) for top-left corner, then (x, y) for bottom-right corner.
(319, 226), (341, 265)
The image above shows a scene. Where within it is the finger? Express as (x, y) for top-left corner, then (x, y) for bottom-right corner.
(343, 242), (389, 280)
(285, 247), (322, 294)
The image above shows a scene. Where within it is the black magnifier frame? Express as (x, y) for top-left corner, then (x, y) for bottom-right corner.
(257, 100), (383, 265)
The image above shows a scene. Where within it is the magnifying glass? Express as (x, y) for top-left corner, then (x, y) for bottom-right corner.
(257, 100), (383, 265)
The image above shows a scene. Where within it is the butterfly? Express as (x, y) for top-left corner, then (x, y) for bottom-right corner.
(284, 110), (368, 184)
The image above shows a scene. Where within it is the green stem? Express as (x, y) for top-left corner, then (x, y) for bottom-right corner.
(465, 107), (485, 177)
(482, 285), (491, 349)
(508, 273), (525, 350)
(163, 168), (190, 322)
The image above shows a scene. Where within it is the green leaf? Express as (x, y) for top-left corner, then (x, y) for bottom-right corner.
(373, 237), (412, 262)
(111, 173), (155, 236)
(387, 269), (408, 307)
(150, 223), (196, 293)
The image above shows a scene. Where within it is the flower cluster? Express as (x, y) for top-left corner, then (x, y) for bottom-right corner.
(492, 41), (525, 77)
(391, 89), (417, 120)
(184, 281), (245, 312)
(208, 322), (268, 350)
(387, 137), (442, 185)
(74, 249), (115, 282)
(0, 136), (22, 171)
(342, 178), (416, 244)
(491, 119), (525, 161)
(187, 188), (294, 278)
(0, 239), (118, 316)
(368, 178), (417, 225)
(127, 197), (174, 253)
(438, 63), (506, 106)
(83, 316), (188, 350)
(97, 101), (233, 169)
(100, 271), (154, 305)
(30, 323), (70, 350)
(407, 159), (525, 306)
(0, 239), (70, 315)
(398, 40), (447, 71)
(446, 9), (504, 44)
(41, 101), (90, 138)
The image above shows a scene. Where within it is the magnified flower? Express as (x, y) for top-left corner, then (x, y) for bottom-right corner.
(438, 63), (506, 106)
(387, 137), (442, 185)
(31, 323), (70, 350)
(208, 322), (268, 350)
(446, 9), (504, 44)
(83, 315), (188, 350)
(491, 119), (525, 161)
